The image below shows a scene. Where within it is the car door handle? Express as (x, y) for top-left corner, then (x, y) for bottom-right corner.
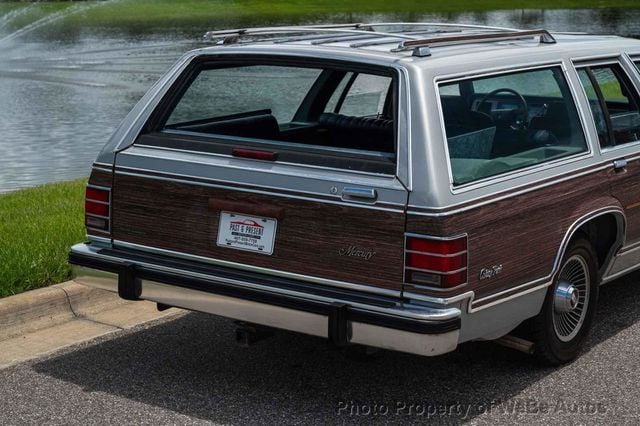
(341, 187), (378, 201)
(613, 159), (628, 171)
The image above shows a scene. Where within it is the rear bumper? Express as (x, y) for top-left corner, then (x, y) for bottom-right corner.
(69, 242), (461, 356)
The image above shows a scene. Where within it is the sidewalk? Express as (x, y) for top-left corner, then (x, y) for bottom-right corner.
(0, 281), (182, 368)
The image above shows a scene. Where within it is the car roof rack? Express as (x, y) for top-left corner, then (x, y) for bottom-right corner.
(201, 24), (557, 57)
(393, 29), (557, 57)
(202, 22), (521, 45)
(203, 24), (405, 44)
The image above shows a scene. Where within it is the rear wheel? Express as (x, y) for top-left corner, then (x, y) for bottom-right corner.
(530, 237), (598, 365)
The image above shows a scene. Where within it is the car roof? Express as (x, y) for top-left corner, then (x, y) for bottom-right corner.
(194, 23), (640, 69)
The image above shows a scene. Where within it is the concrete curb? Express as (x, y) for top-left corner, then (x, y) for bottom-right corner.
(0, 281), (182, 368)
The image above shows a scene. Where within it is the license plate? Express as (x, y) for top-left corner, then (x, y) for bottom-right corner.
(216, 211), (277, 255)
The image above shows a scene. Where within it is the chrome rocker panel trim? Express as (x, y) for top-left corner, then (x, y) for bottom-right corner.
(69, 243), (460, 357)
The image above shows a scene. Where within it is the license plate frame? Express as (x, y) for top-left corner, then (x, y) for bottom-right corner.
(216, 211), (277, 255)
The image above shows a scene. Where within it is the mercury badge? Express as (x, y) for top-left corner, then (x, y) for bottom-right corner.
(338, 245), (376, 261)
(479, 264), (503, 280)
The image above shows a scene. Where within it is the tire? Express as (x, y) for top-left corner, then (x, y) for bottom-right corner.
(530, 237), (599, 365)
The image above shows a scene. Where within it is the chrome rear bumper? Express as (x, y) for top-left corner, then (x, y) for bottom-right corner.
(69, 243), (461, 357)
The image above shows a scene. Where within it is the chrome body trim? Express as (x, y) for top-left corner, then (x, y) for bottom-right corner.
(87, 235), (111, 246)
(114, 168), (405, 213)
(71, 243), (460, 356)
(112, 240), (402, 298)
(91, 165), (113, 174)
(602, 262), (640, 284)
(406, 159), (614, 216)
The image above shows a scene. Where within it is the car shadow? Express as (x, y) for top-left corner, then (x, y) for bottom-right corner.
(32, 272), (640, 423)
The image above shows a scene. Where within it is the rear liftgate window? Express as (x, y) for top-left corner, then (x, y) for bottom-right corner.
(438, 67), (588, 185)
(144, 60), (398, 174)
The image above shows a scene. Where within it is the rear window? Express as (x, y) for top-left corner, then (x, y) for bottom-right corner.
(146, 58), (397, 174)
(166, 66), (322, 125)
(438, 67), (588, 186)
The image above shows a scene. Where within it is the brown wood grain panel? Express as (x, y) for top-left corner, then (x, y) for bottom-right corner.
(407, 169), (618, 303)
(607, 159), (640, 245)
(111, 173), (405, 291)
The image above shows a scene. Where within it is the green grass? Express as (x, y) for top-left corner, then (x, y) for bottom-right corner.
(1, 0), (639, 34)
(0, 179), (86, 298)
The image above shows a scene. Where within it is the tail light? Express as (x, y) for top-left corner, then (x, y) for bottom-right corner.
(85, 185), (111, 232)
(405, 234), (468, 289)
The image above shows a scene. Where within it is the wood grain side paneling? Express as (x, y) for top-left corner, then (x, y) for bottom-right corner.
(111, 173), (406, 291)
(406, 169), (618, 305)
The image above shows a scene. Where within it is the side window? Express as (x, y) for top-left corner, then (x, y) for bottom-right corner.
(577, 69), (611, 146)
(439, 67), (588, 185)
(337, 73), (392, 117)
(577, 63), (640, 147)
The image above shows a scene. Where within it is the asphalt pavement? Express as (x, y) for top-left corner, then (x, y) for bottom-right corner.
(2, 274), (640, 425)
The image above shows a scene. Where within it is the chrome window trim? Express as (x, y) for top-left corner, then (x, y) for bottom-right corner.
(573, 55), (640, 153)
(114, 168), (406, 213)
(433, 61), (593, 194)
(161, 129), (395, 161)
(398, 65), (413, 190)
(112, 240), (403, 298)
(135, 143), (394, 178)
(570, 51), (625, 61)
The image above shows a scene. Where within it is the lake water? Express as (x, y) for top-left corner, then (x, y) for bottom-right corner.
(1, 7), (640, 192)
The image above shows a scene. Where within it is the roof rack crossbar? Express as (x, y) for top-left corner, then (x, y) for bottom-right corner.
(349, 29), (463, 48)
(393, 29), (557, 57)
(364, 22), (520, 32)
(309, 30), (429, 46)
(203, 24), (383, 44)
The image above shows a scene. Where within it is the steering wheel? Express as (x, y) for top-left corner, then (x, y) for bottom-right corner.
(473, 88), (529, 131)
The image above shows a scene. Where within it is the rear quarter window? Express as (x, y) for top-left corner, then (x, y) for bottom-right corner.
(438, 67), (588, 186)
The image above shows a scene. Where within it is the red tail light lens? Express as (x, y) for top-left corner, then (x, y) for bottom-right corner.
(405, 234), (468, 289)
(406, 237), (466, 254)
(405, 252), (467, 272)
(85, 185), (110, 232)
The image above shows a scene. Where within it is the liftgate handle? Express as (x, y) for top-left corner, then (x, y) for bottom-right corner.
(342, 187), (378, 201)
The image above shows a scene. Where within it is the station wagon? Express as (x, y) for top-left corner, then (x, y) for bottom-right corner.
(69, 23), (640, 364)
